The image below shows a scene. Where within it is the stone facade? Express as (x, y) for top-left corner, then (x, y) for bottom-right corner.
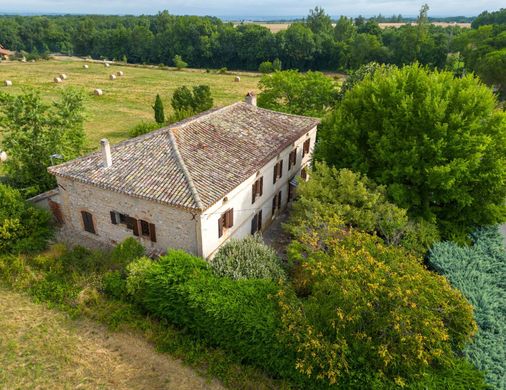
(55, 177), (200, 255)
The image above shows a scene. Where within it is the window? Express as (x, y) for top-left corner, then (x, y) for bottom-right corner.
(81, 210), (96, 234)
(273, 160), (283, 184)
(288, 149), (297, 170)
(272, 190), (282, 217)
(140, 219), (157, 242)
(110, 211), (156, 242)
(251, 176), (263, 203)
(302, 139), (311, 157)
(218, 208), (234, 238)
(251, 210), (263, 234)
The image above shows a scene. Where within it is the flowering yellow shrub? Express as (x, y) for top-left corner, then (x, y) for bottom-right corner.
(279, 227), (476, 385)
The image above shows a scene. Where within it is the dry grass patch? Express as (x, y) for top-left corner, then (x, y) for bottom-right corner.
(0, 286), (224, 390)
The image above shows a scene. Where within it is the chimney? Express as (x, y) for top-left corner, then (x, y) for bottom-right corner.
(245, 91), (257, 106)
(100, 138), (112, 168)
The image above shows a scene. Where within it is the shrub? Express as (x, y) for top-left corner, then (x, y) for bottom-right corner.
(0, 183), (53, 253)
(102, 270), (127, 299)
(209, 235), (285, 281)
(128, 121), (160, 138)
(286, 163), (439, 256)
(126, 250), (300, 380)
(111, 237), (145, 267)
(258, 61), (274, 73)
(218, 67), (227, 74)
(428, 226), (506, 390)
(281, 227), (479, 386)
(173, 54), (188, 70)
(272, 58), (282, 71)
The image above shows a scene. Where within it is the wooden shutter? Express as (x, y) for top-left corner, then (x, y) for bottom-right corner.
(303, 139), (310, 156)
(258, 210), (262, 231)
(272, 195), (277, 215)
(149, 223), (157, 242)
(129, 217), (139, 236)
(226, 208), (234, 228)
(301, 168), (307, 180)
(259, 177), (263, 196)
(48, 200), (64, 225)
(110, 211), (117, 224)
(279, 160), (283, 179)
(81, 211), (95, 234)
(278, 191), (282, 209)
(252, 183), (256, 203)
(218, 216), (224, 238)
(251, 214), (258, 235)
(273, 164), (277, 184)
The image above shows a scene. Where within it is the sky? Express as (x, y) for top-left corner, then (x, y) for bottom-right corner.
(0, 0), (503, 18)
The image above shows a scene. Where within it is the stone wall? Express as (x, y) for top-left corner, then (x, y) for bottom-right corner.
(56, 177), (199, 255)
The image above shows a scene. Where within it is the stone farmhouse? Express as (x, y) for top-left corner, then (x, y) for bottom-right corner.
(47, 93), (319, 258)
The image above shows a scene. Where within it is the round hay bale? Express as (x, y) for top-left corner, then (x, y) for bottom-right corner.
(116, 70), (124, 76)
(83, 64), (89, 69)
(30, 59), (35, 63)
(94, 88), (103, 96)
(104, 63), (110, 67)
(60, 74), (68, 80)
(234, 76), (241, 82)
(109, 74), (116, 80)
(54, 77), (63, 83)
(4, 80), (12, 86)
(0, 151), (7, 162)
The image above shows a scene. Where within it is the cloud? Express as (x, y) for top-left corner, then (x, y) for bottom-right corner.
(0, 0), (503, 17)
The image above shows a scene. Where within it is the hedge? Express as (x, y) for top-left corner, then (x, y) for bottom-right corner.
(428, 226), (506, 389)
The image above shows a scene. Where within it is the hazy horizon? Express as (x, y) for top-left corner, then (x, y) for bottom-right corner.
(0, 1), (503, 18)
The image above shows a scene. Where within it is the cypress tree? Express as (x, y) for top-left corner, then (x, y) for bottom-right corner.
(152, 94), (165, 124)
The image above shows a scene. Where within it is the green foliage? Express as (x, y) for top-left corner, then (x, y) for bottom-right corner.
(102, 270), (127, 299)
(272, 58), (282, 71)
(0, 88), (85, 195)
(286, 163), (439, 256)
(0, 183), (53, 254)
(127, 121), (160, 138)
(110, 237), (145, 266)
(152, 94), (165, 124)
(318, 64), (506, 240)
(280, 224), (479, 386)
(209, 235), (286, 281)
(258, 61), (274, 73)
(258, 70), (339, 117)
(173, 54), (188, 70)
(428, 226), (506, 389)
(338, 62), (384, 98)
(126, 250), (298, 380)
(171, 85), (213, 116)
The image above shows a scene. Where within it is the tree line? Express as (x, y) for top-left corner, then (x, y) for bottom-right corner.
(0, 6), (467, 72)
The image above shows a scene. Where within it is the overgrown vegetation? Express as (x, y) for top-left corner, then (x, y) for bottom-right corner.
(209, 235), (286, 281)
(428, 226), (506, 389)
(318, 64), (506, 240)
(0, 183), (53, 254)
(127, 121), (160, 138)
(171, 85), (213, 118)
(0, 88), (85, 196)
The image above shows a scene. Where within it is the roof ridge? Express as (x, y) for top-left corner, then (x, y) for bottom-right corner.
(167, 128), (204, 211)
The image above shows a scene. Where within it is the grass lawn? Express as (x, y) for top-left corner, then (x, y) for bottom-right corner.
(0, 59), (261, 148)
(0, 286), (224, 389)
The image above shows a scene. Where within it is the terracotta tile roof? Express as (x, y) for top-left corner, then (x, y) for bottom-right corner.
(49, 102), (319, 211)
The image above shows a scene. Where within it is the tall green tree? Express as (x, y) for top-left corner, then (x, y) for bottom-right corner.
(318, 64), (506, 239)
(152, 94), (165, 124)
(171, 85), (213, 115)
(0, 88), (85, 196)
(257, 70), (338, 117)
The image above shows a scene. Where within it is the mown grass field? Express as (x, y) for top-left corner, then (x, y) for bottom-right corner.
(0, 59), (261, 148)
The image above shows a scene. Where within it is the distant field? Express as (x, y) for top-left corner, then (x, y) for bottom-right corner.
(0, 59), (261, 148)
(257, 21), (471, 32)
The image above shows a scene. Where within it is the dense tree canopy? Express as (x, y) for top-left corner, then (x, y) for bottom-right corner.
(317, 64), (506, 239)
(0, 8), (464, 72)
(257, 70), (339, 117)
(0, 88), (85, 196)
